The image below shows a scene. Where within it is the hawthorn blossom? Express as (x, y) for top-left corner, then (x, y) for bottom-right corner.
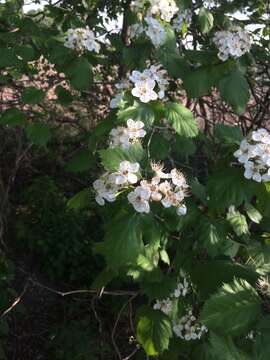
(109, 119), (146, 149)
(114, 161), (140, 185)
(140, 177), (163, 201)
(65, 27), (100, 53)
(213, 27), (251, 61)
(173, 310), (208, 341)
(145, 16), (166, 48)
(234, 128), (270, 183)
(110, 93), (124, 109)
(128, 186), (151, 213)
(149, 0), (179, 22)
(93, 175), (119, 205)
(131, 79), (158, 103)
(153, 298), (173, 314)
(126, 119), (146, 139)
(173, 278), (189, 297)
(173, 9), (192, 31)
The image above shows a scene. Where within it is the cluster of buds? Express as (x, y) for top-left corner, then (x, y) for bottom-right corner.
(213, 26), (251, 61)
(172, 309), (208, 341)
(234, 128), (270, 183)
(64, 26), (100, 53)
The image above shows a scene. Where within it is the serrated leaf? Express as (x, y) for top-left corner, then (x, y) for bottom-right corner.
(209, 332), (251, 360)
(26, 122), (51, 146)
(55, 85), (73, 105)
(198, 7), (214, 34)
(65, 56), (92, 90)
(215, 124), (243, 145)
(99, 144), (144, 171)
(227, 208), (249, 236)
(191, 178), (207, 203)
(247, 243), (270, 275)
(190, 260), (259, 299)
(22, 86), (45, 104)
(160, 249), (170, 265)
(67, 189), (90, 210)
(150, 133), (170, 160)
(219, 69), (250, 115)
(117, 102), (155, 127)
(0, 108), (26, 126)
(136, 306), (172, 355)
(165, 102), (198, 138)
(94, 212), (144, 269)
(200, 278), (261, 336)
(174, 135), (196, 157)
(207, 167), (256, 212)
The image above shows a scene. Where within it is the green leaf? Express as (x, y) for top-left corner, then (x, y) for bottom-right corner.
(198, 7), (214, 34)
(0, 108), (26, 126)
(245, 203), (262, 224)
(26, 122), (51, 146)
(99, 144), (144, 171)
(136, 306), (172, 356)
(91, 267), (118, 290)
(190, 260), (259, 299)
(207, 167), (256, 212)
(149, 133), (170, 160)
(55, 85), (73, 105)
(215, 124), (243, 145)
(209, 332), (251, 360)
(66, 150), (94, 172)
(254, 316), (270, 360)
(65, 56), (92, 90)
(191, 178), (207, 203)
(165, 102), (198, 138)
(247, 243), (270, 275)
(218, 69), (250, 115)
(15, 44), (35, 62)
(95, 212), (144, 269)
(200, 278), (261, 336)
(227, 208), (249, 236)
(67, 189), (91, 210)
(22, 87), (45, 104)
(117, 102), (155, 127)
(0, 48), (20, 68)
(174, 135), (196, 157)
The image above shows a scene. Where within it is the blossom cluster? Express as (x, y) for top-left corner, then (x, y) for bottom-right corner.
(109, 119), (146, 149)
(128, 163), (188, 215)
(153, 277), (190, 315)
(213, 27), (251, 61)
(109, 64), (169, 107)
(130, 17), (166, 48)
(172, 309), (208, 341)
(64, 26), (100, 53)
(130, 64), (169, 103)
(149, 0), (179, 22)
(93, 161), (140, 205)
(234, 128), (270, 183)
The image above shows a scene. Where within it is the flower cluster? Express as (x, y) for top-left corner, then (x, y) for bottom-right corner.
(130, 17), (166, 48)
(172, 310), (208, 341)
(153, 298), (173, 315)
(129, 64), (169, 103)
(149, 0), (179, 22)
(213, 27), (251, 61)
(109, 119), (146, 149)
(93, 161), (140, 205)
(64, 26), (100, 53)
(153, 277), (190, 315)
(109, 80), (131, 109)
(234, 128), (270, 183)
(128, 163), (188, 215)
(172, 9), (192, 32)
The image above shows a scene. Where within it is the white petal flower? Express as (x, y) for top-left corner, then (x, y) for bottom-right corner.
(114, 161), (140, 185)
(131, 79), (158, 103)
(153, 298), (173, 314)
(126, 119), (146, 139)
(128, 186), (151, 213)
(65, 27), (100, 53)
(145, 16), (166, 48)
(176, 204), (187, 216)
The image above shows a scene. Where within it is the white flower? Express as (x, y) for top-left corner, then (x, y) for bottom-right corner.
(145, 16), (166, 48)
(173, 310), (208, 341)
(65, 27), (100, 53)
(170, 169), (188, 188)
(252, 128), (270, 144)
(213, 28), (251, 61)
(114, 161), (140, 185)
(234, 139), (255, 164)
(126, 119), (146, 139)
(153, 298), (173, 314)
(173, 278), (189, 297)
(140, 177), (162, 201)
(109, 126), (130, 149)
(149, 0), (179, 22)
(128, 186), (151, 213)
(131, 79), (158, 103)
(93, 176), (119, 205)
(244, 161), (264, 182)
